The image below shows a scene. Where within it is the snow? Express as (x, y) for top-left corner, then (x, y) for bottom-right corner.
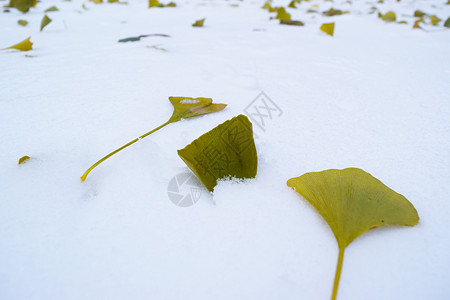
(1, 0), (450, 299)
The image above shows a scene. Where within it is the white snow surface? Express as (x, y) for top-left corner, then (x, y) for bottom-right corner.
(1, 0), (450, 299)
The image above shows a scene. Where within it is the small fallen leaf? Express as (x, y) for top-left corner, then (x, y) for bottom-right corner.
(149, 0), (162, 7)
(444, 17), (450, 28)
(178, 115), (257, 192)
(8, 0), (37, 13)
(287, 168), (419, 300)
(18, 156), (30, 165)
(18, 19), (28, 26)
(397, 20), (408, 24)
(192, 18), (205, 27)
(320, 22), (335, 36)
(430, 15), (441, 26)
(276, 7), (291, 21)
(323, 8), (348, 16)
(413, 10), (425, 17)
(3, 37), (33, 51)
(89, 0), (103, 3)
(381, 11), (396, 22)
(280, 20), (304, 26)
(413, 17), (424, 29)
(288, 0), (297, 9)
(40, 14), (52, 31)
(81, 97), (226, 182)
(45, 5), (59, 12)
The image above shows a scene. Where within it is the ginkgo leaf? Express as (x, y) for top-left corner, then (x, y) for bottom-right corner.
(40, 14), (52, 31)
(149, 0), (162, 7)
(18, 19), (28, 26)
(320, 22), (335, 36)
(275, 7), (291, 21)
(18, 156), (30, 165)
(192, 18), (205, 27)
(280, 20), (304, 26)
(430, 15), (441, 26)
(287, 168), (419, 300)
(288, 1), (297, 9)
(4, 37), (33, 51)
(81, 97), (226, 182)
(323, 8), (348, 16)
(90, 0), (103, 3)
(8, 0), (37, 13)
(178, 114), (257, 192)
(413, 10), (425, 17)
(381, 11), (396, 22)
(45, 6), (59, 12)
(445, 17), (450, 28)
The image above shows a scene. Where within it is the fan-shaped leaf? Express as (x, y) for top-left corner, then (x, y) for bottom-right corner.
(276, 7), (291, 21)
(40, 15), (52, 31)
(178, 115), (257, 192)
(287, 168), (419, 300)
(18, 19), (28, 26)
(4, 37), (33, 51)
(8, 0), (37, 13)
(192, 18), (205, 27)
(320, 22), (335, 36)
(381, 11), (396, 22)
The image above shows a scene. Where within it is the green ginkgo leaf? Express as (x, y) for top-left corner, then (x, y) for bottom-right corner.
(192, 18), (205, 27)
(18, 156), (30, 165)
(3, 37), (33, 51)
(275, 7), (291, 21)
(45, 6), (59, 12)
(8, 0), (37, 13)
(413, 10), (425, 17)
(280, 20), (304, 26)
(445, 17), (450, 28)
(81, 97), (226, 182)
(18, 19), (28, 26)
(381, 11), (396, 22)
(322, 8), (348, 16)
(287, 168), (419, 300)
(430, 15), (441, 26)
(178, 114), (257, 192)
(40, 14), (52, 31)
(320, 22), (335, 36)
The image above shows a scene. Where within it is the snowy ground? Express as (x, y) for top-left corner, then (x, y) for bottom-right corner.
(1, 0), (450, 299)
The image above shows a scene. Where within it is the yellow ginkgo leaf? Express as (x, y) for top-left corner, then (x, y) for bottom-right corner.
(320, 22), (335, 36)
(4, 37), (33, 51)
(276, 7), (291, 21)
(381, 11), (396, 22)
(287, 168), (419, 300)
(192, 18), (205, 27)
(8, 0), (37, 13)
(18, 156), (30, 165)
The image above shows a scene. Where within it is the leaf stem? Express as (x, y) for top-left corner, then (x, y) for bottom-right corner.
(331, 247), (345, 300)
(80, 121), (171, 182)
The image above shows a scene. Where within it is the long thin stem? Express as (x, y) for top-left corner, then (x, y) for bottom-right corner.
(331, 247), (345, 300)
(80, 121), (171, 182)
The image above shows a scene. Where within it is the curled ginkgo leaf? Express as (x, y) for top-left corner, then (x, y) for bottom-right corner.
(178, 115), (257, 191)
(80, 97), (226, 182)
(3, 37), (33, 51)
(287, 168), (419, 300)
(40, 14), (52, 31)
(8, 0), (37, 13)
(18, 156), (30, 165)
